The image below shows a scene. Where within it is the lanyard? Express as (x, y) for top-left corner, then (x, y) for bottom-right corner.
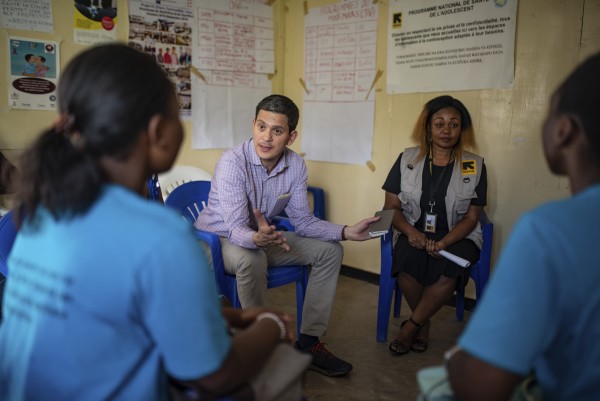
(427, 148), (453, 213)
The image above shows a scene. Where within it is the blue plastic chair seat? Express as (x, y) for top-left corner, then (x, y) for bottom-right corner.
(165, 180), (312, 337)
(376, 212), (493, 342)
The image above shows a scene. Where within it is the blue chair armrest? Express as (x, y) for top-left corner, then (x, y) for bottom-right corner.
(307, 186), (326, 220)
(194, 230), (228, 297)
(271, 216), (295, 232)
(476, 213), (494, 295)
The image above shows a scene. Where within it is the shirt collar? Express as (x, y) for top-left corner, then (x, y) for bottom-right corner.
(246, 138), (289, 175)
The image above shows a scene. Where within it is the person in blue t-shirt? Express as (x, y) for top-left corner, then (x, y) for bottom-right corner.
(446, 52), (600, 401)
(0, 44), (308, 401)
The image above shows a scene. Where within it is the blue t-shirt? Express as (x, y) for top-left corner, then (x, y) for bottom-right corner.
(0, 185), (231, 401)
(459, 184), (600, 400)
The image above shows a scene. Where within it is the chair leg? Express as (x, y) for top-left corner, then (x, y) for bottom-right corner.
(229, 279), (242, 309)
(455, 288), (464, 322)
(393, 281), (402, 318)
(295, 269), (308, 338)
(377, 277), (396, 342)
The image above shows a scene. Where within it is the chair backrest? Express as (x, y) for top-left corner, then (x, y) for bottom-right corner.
(0, 210), (18, 277)
(164, 180), (229, 296)
(164, 180), (211, 223)
(158, 165), (212, 200)
(147, 174), (162, 202)
(276, 185), (326, 221)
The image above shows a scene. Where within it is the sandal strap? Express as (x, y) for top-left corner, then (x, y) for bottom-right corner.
(409, 317), (425, 328)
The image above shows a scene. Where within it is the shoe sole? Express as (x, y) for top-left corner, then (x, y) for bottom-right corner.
(308, 364), (352, 377)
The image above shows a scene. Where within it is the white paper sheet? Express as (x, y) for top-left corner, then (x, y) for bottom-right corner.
(1, 0), (53, 32)
(301, 0), (379, 165)
(191, 0), (274, 150)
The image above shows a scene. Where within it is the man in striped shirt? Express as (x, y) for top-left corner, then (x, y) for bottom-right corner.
(195, 94), (378, 377)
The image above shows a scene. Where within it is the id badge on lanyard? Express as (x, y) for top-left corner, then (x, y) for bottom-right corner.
(424, 201), (437, 233)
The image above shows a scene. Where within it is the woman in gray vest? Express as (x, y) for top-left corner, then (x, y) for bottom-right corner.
(381, 95), (487, 356)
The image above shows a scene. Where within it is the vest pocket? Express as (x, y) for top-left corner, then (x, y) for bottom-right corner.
(399, 192), (412, 214)
(454, 193), (476, 220)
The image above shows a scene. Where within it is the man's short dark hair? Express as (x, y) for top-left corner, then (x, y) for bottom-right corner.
(255, 94), (299, 132)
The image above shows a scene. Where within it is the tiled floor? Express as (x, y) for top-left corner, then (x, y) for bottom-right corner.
(267, 274), (471, 401)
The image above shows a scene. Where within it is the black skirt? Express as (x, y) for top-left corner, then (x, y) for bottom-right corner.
(391, 235), (480, 289)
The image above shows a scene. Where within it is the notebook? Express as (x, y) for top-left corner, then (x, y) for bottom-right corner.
(368, 209), (395, 238)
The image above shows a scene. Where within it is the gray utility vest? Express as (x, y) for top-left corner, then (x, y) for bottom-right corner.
(399, 146), (483, 249)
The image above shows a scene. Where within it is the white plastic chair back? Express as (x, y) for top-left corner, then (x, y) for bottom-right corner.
(158, 165), (212, 200)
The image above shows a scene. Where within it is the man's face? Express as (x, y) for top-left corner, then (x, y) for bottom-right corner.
(252, 110), (297, 171)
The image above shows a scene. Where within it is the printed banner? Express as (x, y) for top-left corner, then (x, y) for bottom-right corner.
(387, 0), (518, 93)
(7, 37), (59, 110)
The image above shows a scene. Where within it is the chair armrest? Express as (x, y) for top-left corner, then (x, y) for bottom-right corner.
(271, 216), (295, 232)
(307, 186), (326, 220)
(477, 213), (494, 292)
(479, 211), (492, 227)
(194, 230), (227, 296)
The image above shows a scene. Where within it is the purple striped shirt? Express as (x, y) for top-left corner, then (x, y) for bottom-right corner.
(194, 139), (344, 249)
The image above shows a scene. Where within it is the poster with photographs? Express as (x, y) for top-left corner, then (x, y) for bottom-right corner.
(73, 0), (118, 45)
(7, 37), (59, 110)
(128, 0), (193, 118)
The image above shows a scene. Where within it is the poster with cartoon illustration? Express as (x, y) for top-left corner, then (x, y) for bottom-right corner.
(8, 37), (59, 110)
(73, 0), (118, 45)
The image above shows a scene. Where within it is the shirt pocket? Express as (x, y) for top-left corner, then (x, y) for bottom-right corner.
(269, 193), (292, 217)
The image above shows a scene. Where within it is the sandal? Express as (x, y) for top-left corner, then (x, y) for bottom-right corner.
(389, 318), (422, 356)
(411, 319), (430, 353)
(389, 338), (410, 355)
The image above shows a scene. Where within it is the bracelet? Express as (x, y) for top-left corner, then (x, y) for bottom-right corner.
(443, 345), (461, 367)
(256, 312), (286, 340)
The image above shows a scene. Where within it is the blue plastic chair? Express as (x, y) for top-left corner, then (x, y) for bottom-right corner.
(0, 210), (18, 278)
(376, 212), (494, 342)
(165, 180), (309, 337)
(147, 174), (162, 202)
(0, 210), (18, 321)
(271, 186), (326, 232)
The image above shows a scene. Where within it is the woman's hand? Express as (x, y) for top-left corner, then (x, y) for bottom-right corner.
(426, 239), (447, 257)
(224, 306), (295, 344)
(407, 228), (428, 249)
